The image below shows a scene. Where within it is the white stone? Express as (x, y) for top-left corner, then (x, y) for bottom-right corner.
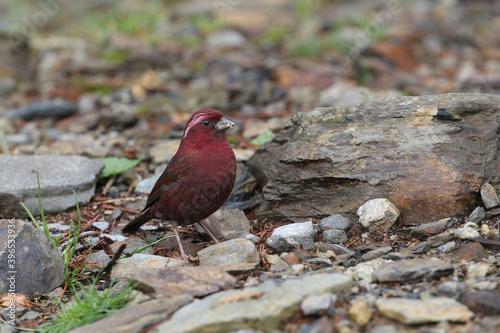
(357, 198), (400, 231)
(266, 221), (315, 251)
(454, 227), (480, 239)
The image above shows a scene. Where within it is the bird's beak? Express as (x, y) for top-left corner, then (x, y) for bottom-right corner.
(216, 117), (234, 131)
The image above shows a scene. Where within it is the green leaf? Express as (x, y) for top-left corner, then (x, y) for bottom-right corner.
(99, 158), (141, 178)
(250, 129), (274, 146)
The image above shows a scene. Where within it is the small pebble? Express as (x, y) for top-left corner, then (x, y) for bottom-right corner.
(301, 293), (337, 316)
(455, 227), (480, 240)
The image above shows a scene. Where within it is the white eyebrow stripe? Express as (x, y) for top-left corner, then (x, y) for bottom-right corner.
(183, 112), (207, 138)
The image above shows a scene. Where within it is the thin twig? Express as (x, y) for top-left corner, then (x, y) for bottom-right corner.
(98, 244), (127, 276)
(101, 176), (115, 196)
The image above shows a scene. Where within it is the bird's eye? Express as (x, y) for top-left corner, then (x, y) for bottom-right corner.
(202, 120), (210, 127)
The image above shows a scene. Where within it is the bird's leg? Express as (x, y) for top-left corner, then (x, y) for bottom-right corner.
(198, 220), (220, 244)
(170, 222), (188, 260)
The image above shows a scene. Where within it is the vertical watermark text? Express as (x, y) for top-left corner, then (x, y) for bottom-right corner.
(6, 219), (17, 325)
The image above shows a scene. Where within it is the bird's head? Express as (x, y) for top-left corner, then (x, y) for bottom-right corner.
(182, 109), (234, 144)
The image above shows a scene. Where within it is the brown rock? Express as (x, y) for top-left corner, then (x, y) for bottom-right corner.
(282, 252), (301, 265)
(248, 93), (500, 225)
(459, 290), (500, 315)
(451, 242), (488, 262)
(409, 218), (456, 239)
(133, 266), (236, 298)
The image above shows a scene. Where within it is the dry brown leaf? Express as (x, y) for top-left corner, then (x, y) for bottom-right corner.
(0, 294), (34, 310)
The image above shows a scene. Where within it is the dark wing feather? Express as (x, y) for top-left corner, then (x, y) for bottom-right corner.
(141, 150), (189, 212)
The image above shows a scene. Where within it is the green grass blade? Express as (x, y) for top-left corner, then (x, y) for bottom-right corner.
(21, 202), (41, 229)
(126, 234), (174, 258)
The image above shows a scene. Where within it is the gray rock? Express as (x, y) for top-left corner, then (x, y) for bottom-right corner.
(89, 250), (111, 267)
(111, 254), (192, 280)
(110, 235), (155, 256)
(375, 297), (473, 324)
(4, 100), (78, 120)
(155, 273), (351, 332)
(68, 295), (192, 333)
(403, 232), (455, 254)
(267, 222), (315, 251)
(301, 293), (337, 316)
(455, 227), (480, 239)
(307, 256), (334, 267)
(102, 234), (128, 242)
(0, 219), (64, 295)
(0, 155), (103, 218)
(206, 30), (246, 49)
(19, 311), (40, 321)
(320, 214), (350, 230)
(196, 208), (251, 241)
(361, 246), (393, 262)
(265, 254), (289, 272)
(372, 258), (454, 283)
(468, 206), (486, 224)
(322, 229), (347, 244)
(135, 173), (161, 195)
(357, 199), (400, 232)
(480, 183), (499, 209)
(6, 132), (31, 145)
(46, 223), (70, 232)
(92, 221), (109, 231)
(436, 241), (456, 253)
(437, 280), (466, 298)
(198, 238), (261, 268)
(248, 93), (500, 225)
(222, 262), (260, 275)
(133, 266), (236, 298)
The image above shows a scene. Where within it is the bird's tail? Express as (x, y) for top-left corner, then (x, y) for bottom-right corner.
(122, 211), (152, 234)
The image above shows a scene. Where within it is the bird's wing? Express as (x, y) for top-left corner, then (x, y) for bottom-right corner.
(141, 151), (191, 212)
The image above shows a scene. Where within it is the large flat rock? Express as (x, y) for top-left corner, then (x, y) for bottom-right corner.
(154, 272), (351, 333)
(0, 155), (103, 218)
(248, 93), (500, 225)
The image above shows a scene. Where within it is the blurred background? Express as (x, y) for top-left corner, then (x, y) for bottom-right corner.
(0, 0), (499, 156)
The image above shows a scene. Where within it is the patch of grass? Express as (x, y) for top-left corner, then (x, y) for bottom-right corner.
(191, 15), (225, 36)
(180, 35), (203, 49)
(0, 130), (9, 155)
(38, 278), (136, 333)
(257, 26), (290, 49)
(294, 0), (318, 21)
(101, 49), (128, 64)
(21, 173), (90, 289)
(290, 33), (322, 58)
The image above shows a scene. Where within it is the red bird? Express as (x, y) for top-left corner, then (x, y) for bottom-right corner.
(122, 109), (237, 259)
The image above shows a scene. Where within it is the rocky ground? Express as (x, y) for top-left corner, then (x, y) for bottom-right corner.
(1, 0), (500, 332)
